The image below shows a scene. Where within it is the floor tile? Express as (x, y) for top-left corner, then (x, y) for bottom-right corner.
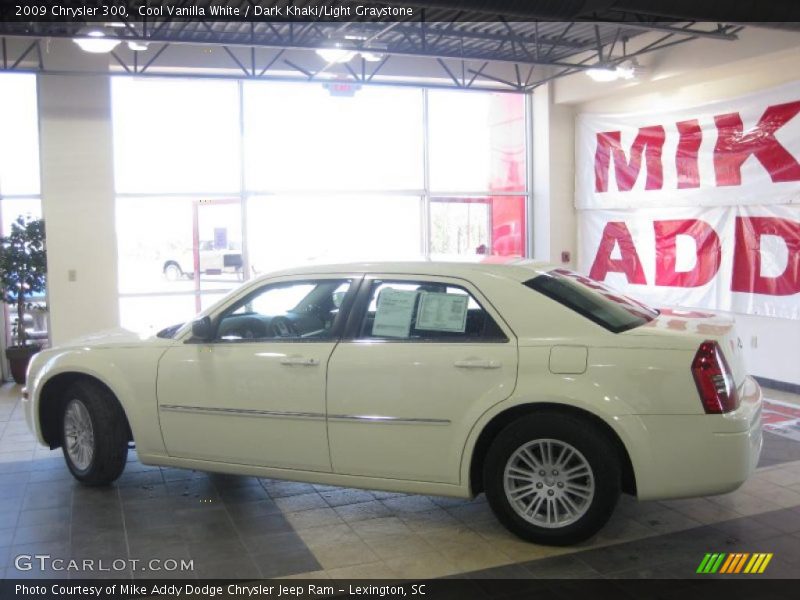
(319, 489), (376, 507)
(285, 507), (344, 530)
(186, 555), (261, 580)
(224, 499), (282, 522)
(17, 506), (70, 529)
(274, 492), (329, 513)
(398, 507), (461, 532)
(523, 554), (602, 579)
(236, 513), (296, 538)
(252, 545), (321, 578)
(438, 540), (512, 572)
(186, 538), (249, 563)
(217, 485), (270, 505)
(184, 520), (241, 544)
(325, 561), (398, 579)
(381, 495), (439, 513)
(296, 523), (359, 549)
(12, 522), (69, 545)
(240, 530), (309, 556)
(334, 500), (392, 523)
(71, 529), (127, 557)
(632, 508), (703, 535)
(349, 517), (413, 540)
(752, 507), (800, 533)
(262, 480), (318, 498)
(363, 532), (435, 560)
(384, 551), (460, 579)
(0, 527), (14, 547)
(312, 538), (379, 570)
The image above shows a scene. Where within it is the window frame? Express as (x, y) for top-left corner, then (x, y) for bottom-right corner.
(199, 276), (360, 344)
(523, 271), (658, 334)
(343, 275), (511, 344)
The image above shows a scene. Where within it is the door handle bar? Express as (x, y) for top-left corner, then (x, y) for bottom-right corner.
(453, 359), (501, 369)
(280, 357), (320, 366)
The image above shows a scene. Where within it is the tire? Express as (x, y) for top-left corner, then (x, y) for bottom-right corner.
(483, 412), (621, 545)
(163, 262), (183, 281)
(61, 381), (129, 486)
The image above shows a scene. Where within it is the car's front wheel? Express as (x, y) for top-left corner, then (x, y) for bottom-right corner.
(61, 381), (129, 486)
(484, 413), (621, 545)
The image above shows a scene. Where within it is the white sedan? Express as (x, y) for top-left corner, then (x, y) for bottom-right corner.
(23, 261), (762, 545)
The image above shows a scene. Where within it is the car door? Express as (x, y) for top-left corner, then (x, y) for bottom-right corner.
(326, 275), (518, 484)
(157, 275), (357, 471)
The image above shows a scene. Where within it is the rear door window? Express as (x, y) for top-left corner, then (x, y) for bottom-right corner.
(358, 280), (507, 342)
(524, 269), (657, 333)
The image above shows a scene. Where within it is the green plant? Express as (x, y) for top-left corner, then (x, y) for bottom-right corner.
(0, 216), (47, 347)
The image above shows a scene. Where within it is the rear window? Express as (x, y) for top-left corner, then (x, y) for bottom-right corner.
(523, 269), (658, 333)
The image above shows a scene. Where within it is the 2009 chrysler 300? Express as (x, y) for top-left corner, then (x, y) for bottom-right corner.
(24, 260), (762, 545)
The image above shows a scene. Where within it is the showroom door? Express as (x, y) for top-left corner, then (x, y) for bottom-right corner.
(326, 275), (518, 484)
(156, 277), (355, 471)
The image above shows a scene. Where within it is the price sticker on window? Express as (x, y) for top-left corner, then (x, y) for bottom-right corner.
(372, 288), (418, 338)
(416, 292), (469, 333)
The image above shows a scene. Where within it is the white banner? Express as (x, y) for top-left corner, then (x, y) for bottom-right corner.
(576, 81), (800, 319)
(576, 81), (800, 210)
(578, 205), (800, 320)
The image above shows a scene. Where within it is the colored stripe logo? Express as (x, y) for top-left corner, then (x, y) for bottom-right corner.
(697, 553), (773, 574)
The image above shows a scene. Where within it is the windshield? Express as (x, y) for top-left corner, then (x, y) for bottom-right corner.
(524, 269), (658, 333)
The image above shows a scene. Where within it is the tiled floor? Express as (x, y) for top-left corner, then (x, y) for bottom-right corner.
(2, 383), (800, 581)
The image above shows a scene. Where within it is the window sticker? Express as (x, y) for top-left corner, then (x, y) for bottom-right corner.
(372, 288), (418, 338)
(416, 292), (469, 333)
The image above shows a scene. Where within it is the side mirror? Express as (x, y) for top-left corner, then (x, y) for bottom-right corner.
(191, 316), (213, 341)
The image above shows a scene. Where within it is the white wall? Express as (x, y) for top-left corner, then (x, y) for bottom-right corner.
(38, 46), (119, 345)
(551, 28), (800, 386)
(532, 84), (576, 267)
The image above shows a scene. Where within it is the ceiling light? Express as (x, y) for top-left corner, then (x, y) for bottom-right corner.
(73, 29), (121, 54)
(127, 41), (149, 52)
(360, 51), (384, 62)
(615, 65), (635, 80)
(615, 58), (642, 80)
(586, 66), (619, 82)
(316, 47), (356, 64)
(587, 60), (641, 82)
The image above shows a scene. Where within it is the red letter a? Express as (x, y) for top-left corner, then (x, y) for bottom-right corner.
(589, 222), (647, 284)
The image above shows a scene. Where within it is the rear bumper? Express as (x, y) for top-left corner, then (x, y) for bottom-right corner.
(620, 376), (763, 501)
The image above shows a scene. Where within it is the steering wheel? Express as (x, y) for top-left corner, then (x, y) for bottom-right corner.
(270, 316), (299, 338)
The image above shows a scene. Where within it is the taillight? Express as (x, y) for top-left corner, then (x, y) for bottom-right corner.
(692, 341), (739, 414)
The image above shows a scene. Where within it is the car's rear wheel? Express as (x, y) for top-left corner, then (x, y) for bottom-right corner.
(484, 413), (620, 545)
(163, 262), (183, 281)
(61, 381), (129, 486)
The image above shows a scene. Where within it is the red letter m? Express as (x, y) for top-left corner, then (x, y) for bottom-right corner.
(595, 126), (666, 192)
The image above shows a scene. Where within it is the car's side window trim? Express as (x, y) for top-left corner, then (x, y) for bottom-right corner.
(342, 275), (510, 344)
(186, 275), (364, 344)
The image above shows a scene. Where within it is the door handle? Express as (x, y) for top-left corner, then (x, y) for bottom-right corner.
(454, 359), (501, 369)
(280, 357), (320, 366)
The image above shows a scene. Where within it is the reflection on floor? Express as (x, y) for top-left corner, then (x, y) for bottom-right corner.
(2, 383), (800, 580)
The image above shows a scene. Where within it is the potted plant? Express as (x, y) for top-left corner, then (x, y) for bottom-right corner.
(0, 216), (47, 384)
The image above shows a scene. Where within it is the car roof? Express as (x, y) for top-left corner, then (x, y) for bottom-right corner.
(256, 258), (558, 284)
